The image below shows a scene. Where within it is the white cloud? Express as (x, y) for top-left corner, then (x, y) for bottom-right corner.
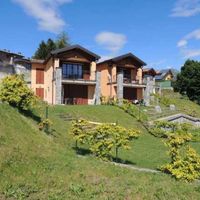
(171, 0), (200, 17)
(95, 31), (127, 53)
(177, 29), (200, 58)
(13, 0), (72, 33)
(181, 49), (200, 58)
(177, 40), (187, 47)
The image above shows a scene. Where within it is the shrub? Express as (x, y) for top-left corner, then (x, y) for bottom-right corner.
(0, 75), (37, 111)
(150, 121), (178, 138)
(119, 100), (148, 122)
(89, 124), (114, 160)
(71, 119), (90, 150)
(161, 146), (200, 182)
(38, 119), (53, 133)
(71, 120), (140, 161)
(160, 130), (200, 181)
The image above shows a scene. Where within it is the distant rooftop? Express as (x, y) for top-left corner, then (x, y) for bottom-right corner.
(0, 49), (24, 58)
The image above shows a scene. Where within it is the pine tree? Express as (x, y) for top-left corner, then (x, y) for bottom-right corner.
(56, 32), (70, 49)
(33, 41), (48, 59)
(46, 38), (56, 53)
(33, 32), (70, 59)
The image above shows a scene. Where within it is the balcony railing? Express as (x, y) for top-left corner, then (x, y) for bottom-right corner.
(62, 70), (96, 82)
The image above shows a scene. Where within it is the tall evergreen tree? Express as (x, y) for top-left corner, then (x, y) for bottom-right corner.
(56, 32), (70, 49)
(46, 38), (56, 53)
(33, 41), (48, 59)
(174, 60), (200, 103)
(33, 32), (70, 59)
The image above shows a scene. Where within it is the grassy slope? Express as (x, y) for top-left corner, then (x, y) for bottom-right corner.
(0, 104), (200, 199)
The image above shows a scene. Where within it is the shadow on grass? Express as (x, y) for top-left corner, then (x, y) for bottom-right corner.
(18, 109), (41, 123)
(112, 157), (136, 165)
(73, 147), (136, 165)
(73, 147), (91, 156)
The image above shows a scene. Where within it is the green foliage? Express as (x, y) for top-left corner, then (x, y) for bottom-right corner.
(153, 93), (172, 106)
(38, 119), (53, 133)
(161, 146), (200, 182)
(112, 125), (140, 160)
(71, 119), (89, 149)
(0, 75), (37, 111)
(33, 40), (48, 59)
(56, 32), (70, 49)
(33, 32), (70, 59)
(160, 127), (200, 181)
(150, 121), (178, 138)
(71, 120), (140, 160)
(89, 124), (114, 160)
(174, 60), (200, 104)
(3, 184), (39, 200)
(120, 100), (148, 122)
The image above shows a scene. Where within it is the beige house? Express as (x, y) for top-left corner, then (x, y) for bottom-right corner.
(97, 53), (147, 102)
(31, 45), (153, 105)
(31, 45), (101, 105)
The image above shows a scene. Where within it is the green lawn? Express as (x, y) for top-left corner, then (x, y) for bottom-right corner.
(0, 103), (200, 199)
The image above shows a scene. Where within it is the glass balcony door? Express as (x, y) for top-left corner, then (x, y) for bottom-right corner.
(62, 63), (83, 79)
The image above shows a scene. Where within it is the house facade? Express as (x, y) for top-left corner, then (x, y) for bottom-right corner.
(31, 45), (101, 105)
(97, 53), (147, 103)
(155, 69), (174, 89)
(0, 49), (31, 85)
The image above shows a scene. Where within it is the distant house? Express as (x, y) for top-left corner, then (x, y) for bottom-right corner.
(0, 49), (31, 85)
(143, 68), (157, 79)
(155, 69), (174, 89)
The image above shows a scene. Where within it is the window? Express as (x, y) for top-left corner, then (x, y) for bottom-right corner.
(36, 68), (44, 84)
(62, 63), (83, 79)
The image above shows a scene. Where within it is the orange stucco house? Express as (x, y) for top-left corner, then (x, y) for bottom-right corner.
(31, 45), (152, 105)
(97, 53), (147, 103)
(31, 45), (101, 105)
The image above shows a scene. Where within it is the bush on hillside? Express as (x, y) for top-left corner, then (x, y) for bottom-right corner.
(160, 126), (200, 181)
(71, 120), (140, 161)
(120, 100), (148, 122)
(0, 75), (37, 111)
(150, 121), (178, 138)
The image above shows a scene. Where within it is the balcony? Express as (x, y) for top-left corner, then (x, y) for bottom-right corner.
(123, 78), (146, 88)
(62, 70), (96, 85)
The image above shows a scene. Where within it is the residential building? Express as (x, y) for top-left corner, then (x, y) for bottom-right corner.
(97, 53), (147, 103)
(31, 45), (101, 105)
(0, 49), (31, 85)
(155, 69), (174, 89)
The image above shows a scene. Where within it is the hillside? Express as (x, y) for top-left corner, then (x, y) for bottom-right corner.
(0, 103), (200, 199)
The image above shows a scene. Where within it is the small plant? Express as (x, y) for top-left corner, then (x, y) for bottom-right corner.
(39, 119), (53, 133)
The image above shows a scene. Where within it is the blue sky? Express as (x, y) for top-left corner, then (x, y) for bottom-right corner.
(0, 0), (200, 69)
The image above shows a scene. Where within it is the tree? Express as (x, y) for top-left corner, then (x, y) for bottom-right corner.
(33, 32), (70, 59)
(174, 60), (200, 103)
(46, 38), (57, 54)
(56, 32), (70, 49)
(33, 41), (48, 59)
(0, 75), (37, 111)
